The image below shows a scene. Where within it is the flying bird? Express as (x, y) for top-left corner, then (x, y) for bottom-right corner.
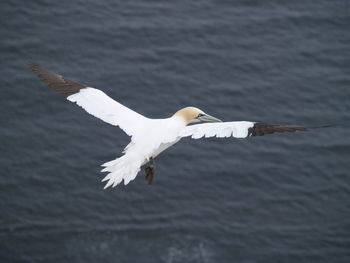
(29, 63), (328, 188)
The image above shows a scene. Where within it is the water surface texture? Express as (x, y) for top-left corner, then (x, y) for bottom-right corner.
(1, 0), (349, 262)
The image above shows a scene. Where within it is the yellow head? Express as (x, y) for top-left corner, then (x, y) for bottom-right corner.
(173, 107), (222, 124)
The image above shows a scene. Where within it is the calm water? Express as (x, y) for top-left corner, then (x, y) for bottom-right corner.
(1, 0), (349, 262)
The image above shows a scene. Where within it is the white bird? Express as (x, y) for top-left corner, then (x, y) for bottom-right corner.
(29, 63), (328, 188)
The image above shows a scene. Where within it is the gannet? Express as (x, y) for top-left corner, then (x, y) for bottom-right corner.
(29, 63), (328, 188)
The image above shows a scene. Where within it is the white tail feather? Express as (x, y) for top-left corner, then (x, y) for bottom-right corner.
(101, 153), (144, 189)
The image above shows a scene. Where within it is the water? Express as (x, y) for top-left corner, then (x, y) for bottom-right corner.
(1, 0), (349, 262)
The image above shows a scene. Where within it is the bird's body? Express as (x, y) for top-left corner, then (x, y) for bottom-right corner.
(100, 115), (184, 187)
(29, 63), (328, 188)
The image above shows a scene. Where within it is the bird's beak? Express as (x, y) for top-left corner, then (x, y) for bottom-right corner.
(198, 114), (222, 123)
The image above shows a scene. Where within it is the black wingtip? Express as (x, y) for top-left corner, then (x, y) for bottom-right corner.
(28, 61), (87, 97)
(27, 61), (42, 74)
(248, 122), (335, 137)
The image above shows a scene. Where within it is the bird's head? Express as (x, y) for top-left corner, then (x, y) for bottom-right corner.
(174, 107), (222, 124)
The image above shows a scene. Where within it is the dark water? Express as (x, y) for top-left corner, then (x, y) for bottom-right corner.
(1, 0), (350, 262)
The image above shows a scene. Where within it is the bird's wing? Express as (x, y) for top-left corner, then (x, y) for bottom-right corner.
(29, 62), (148, 137)
(180, 121), (324, 139)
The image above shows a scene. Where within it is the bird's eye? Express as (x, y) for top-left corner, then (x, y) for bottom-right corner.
(197, 113), (205, 118)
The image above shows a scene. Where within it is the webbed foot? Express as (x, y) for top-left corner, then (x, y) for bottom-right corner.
(145, 157), (155, 184)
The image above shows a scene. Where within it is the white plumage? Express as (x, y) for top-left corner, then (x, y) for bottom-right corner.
(29, 63), (321, 189)
(66, 88), (255, 187)
(180, 121), (255, 139)
(67, 88), (148, 138)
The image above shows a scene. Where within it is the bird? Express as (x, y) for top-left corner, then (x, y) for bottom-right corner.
(29, 62), (329, 188)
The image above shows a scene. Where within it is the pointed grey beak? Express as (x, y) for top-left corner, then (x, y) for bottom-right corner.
(198, 114), (222, 123)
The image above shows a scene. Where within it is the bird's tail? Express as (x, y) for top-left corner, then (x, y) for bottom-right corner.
(100, 154), (143, 189)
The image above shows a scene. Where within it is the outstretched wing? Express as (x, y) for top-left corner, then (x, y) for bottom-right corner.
(180, 121), (326, 139)
(29, 62), (148, 137)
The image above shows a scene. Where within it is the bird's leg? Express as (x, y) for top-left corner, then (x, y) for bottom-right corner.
(145, 157), (155, 185)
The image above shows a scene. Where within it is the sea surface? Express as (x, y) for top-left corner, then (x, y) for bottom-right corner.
(1, 0), (349, 262)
